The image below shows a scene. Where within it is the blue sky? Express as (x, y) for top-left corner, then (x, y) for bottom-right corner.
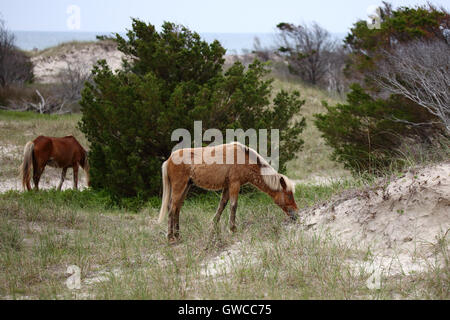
(1, 0), (447, 33)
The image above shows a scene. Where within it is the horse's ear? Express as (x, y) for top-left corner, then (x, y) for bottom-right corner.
(280, 176), (287, 190)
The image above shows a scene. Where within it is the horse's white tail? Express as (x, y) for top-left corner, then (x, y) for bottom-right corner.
(158, 160), (171, 223)
(20, 141), (34, 190)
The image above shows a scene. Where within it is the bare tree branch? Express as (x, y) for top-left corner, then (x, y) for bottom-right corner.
(373, 40), (450, 132)
(0, 18), (33, 87)
(276, 22), (339, 86)
(56, 60), (93, 103)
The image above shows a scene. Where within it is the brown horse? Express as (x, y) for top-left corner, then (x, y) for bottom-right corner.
(20, 135), (90, 191)
(158, 142), (298, 244)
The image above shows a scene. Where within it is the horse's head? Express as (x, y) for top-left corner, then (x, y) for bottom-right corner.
(272, 176), (298, 221)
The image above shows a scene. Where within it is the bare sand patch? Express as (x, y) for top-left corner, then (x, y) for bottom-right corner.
(0, 165), (89, 193)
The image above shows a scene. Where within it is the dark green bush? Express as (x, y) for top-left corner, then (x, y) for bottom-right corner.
(314, 84), (441, 174)
(79, 20), (306, 201)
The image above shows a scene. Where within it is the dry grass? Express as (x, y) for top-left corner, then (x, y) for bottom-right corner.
(0, 111), (86, 148)
(0, 187), (364, 299)
(1, 184), (446, 300)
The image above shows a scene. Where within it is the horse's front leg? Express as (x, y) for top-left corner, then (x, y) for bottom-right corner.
(212, 187), (229, 230)
(72, 164), (79, 190)
(228, 182), (240, 233)
(57, 167), (67, 191)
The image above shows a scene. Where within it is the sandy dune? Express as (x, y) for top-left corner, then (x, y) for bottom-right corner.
(31, 41), (125, 83)
(300, 162), (450, 276)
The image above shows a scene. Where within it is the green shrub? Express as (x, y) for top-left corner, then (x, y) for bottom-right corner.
(79, 20), (306, 201)
(314, 84), (443, 174)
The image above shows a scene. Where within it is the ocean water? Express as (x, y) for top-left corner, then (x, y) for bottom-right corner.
(12, 30), (278, 54)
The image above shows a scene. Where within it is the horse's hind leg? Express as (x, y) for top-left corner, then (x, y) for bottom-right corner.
(213, 187), (229, 229)
(173, 183), (191, 240)
(57, 168), (67, 191)
(33, 163), (45, 191)
(168, 208), (175, 244)
(167, 178), (189, 244)
(33, 171), (40, 191)
(72, 164), (79, 190)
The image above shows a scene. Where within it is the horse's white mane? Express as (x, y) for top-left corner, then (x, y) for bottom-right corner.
(231, 142), (295, 192)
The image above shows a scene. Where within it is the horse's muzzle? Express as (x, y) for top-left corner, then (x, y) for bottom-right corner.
(288, 210), (298, 221)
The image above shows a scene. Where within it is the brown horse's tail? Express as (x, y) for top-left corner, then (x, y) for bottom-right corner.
(158, 160), (171, 224)
(20, 141), (34, 191)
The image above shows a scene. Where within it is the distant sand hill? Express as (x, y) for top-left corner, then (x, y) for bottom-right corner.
(30, 40), (281, 84)
(31, 41), (125, 83)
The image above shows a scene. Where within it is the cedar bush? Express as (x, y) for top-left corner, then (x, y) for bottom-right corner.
(314, 84), (440, 174)
(79, 20), (306, 201)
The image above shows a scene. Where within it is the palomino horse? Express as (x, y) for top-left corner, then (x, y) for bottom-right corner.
(158, 142), (298, 243)
(20, 135), (90, 191)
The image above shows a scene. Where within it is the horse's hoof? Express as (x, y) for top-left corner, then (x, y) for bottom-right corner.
(229, 225), (237, 233)
(168, 237), (181, 245)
